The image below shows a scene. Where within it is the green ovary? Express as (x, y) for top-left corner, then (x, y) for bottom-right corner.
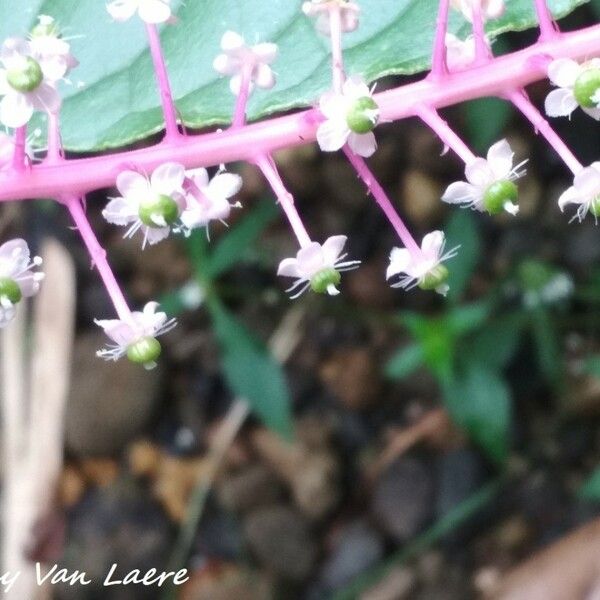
(418, 265), (449, 292)
(346, 96), (380, 134)
(138, 194), (179, 227)
(483, 180), (518, 215)
(310, 268), (341, 294)
(0, 277), (22, 304)
(574, 68), (600, 108)
(127, 336), (162, 367)
(7, 57), (43, 93)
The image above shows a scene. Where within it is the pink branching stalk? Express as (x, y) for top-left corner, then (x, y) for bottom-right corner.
(430, 0), (451, 79)
(471, 2), (492, 65)
(11, 126), (27, 171)
(534, 0), (559, 41)
(145, 23), (180, 141)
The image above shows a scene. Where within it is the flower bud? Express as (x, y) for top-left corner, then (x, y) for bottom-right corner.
(418, 264), (449, 292)
(7, 56), (43, 93)
(574, 67), (600, 108)
(138, 194), (180, 227)
(127, 336), (162, 369)
(31, 16), (60, 38)
(310, 267), (341, 294)
(346, 96), (380, 134)
(483, 180), (518, 215)
(0, 277), (22, 304)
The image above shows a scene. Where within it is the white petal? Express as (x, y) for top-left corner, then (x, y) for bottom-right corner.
(145, 226), (170, 245)
(348, 131), (377, 158)
(0, 238), (29, 264)
(340, 7), (360, 32)
(421, 231), (445, 259)
(465, 157), (494, 187)
(220, 31), (245, 53)
(138, 0), (171, 24)
(31, 83), (61, 114)
(386, 247), (411, 279)
(321, 235), (347, 265)
(116, 170), (150, 201)
(0, 92), (34, 128)
(316, 118), (349, 152)
(547, 58), (581, 88)
(573, 164), (600, 197)
(213, 53), (239, 76)
(319, 91), (346, 119)
(442, 181), (479, 206)
(102, 197), (138, 225)
(151, 162), (185, 194)
(252, 43), (278, 64)
(296, 243), (326, 278)
(97, 319), (136, 346)
(254, 63), (275, 89)
(487, 139), (514, 180)
(342, 75), (370, 100)
(544, 88), (578, 118)
(557, 185), (581, 211)
(485, 0), (505, 19)
(208, 172), (242, 199)
(15, 272), (43, 297)
(106, 0), (139, 22)
(277, 257), (302, 278)
(582, 106), (600, 121)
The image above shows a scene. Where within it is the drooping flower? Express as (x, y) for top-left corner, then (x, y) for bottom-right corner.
(213, 31), (278, 95)
(29, 15), (78, 82)
(450, 0), (505, 22)
(317, 75), (379, 157)
(106, 0), (172, 24)
(95, 301), (176, 369)
(102, 162), (187, 248)
(544, 58), (600, 121)
(302, 0), (360, 36)
(0, 37), (61, 128)
(386, 231), (458, 296)
(0, 238), (44, 328)
(445, 33), (478, 71)
(277, 235), (361, 298)
(557, 162), (600, 222)
(442, 139), (526, 216)
(179, 168), (243, 234)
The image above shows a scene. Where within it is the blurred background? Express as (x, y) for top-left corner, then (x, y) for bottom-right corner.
(2, 3), (600, 599)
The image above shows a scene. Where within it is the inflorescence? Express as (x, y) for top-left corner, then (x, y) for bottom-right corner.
(0, 1), (599, 370)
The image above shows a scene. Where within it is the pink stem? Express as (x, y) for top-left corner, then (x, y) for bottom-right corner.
(232, 64), (253, 128)
(471, 2), (491, 64)
(11, 127), (27, 171)
(416, 104), (477, 164)
(64, 195), (133, 322)
(145, 24), (180, 141)
(343, 146), (422, 257)
(534, 0), (559, 41)
(430, 0), (450, 79)
(45, 112), (63, 164)
(508, 89), (582, 174)
(329, 4), (345, 93)
(255, 153), (312, 248)
(0, 23), (598, 202)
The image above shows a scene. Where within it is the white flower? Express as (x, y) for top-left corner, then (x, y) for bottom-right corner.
(29, 16), (78, 82)
(302, 0), (360, 36)
(445, 33), (477, 71)
(557, 162), (600, 222)
(317, 75), (379, 157)
(0, 238), (44, 328)
(106, 0), (171, 24)
(442, 139), (526, 216)
(544, 58), (600, 121)
(450, 0), (505, 22)
(0, 37), (61, 128)
(180, 168), (242, 233)
(386, 231), (458, 296)
(102, 162), (187, 248)
(95, 301), (176, 369)
(213, 31), (278, 96)
(277, 235), (360, 298)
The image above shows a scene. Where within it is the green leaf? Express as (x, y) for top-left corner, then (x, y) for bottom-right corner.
(467, 313), (524, 369)
(444, 210), (482, 303)
(209, 299), (293, 439)
(583, 354), (600, 379)
(206, 200), (278, 279)
(530, 307), (563, 387)
(579, 467), (600, 501)
(445, 301), (491, 336)
(385, 343), (424, 379)
(2, 0), (589, 151)
(443, 360), (511, 464)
